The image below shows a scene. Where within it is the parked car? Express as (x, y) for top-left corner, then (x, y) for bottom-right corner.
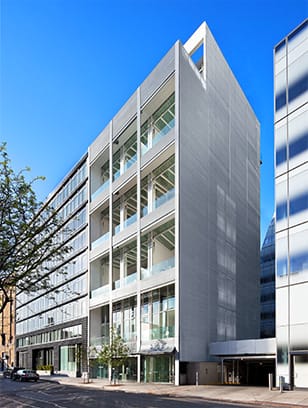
(12, 369), (39, 382)
(3, 367), (25, 379)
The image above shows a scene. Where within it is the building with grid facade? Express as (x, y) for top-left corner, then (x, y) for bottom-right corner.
(87, 22), (260, 385)
(274, 19), (308, 389)
(15, 155), (89, 377)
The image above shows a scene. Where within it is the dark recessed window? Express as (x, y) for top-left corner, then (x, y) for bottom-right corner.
(288, 20), (308, 42)
(275, 39), (286, 53)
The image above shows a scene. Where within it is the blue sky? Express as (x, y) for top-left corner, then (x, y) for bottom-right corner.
(1, 0), (307, 243)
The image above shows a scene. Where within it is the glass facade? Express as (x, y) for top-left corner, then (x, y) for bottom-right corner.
(141, 285), (175, 341)
(141, 355), (174, 383)
(88, 82), (176, 383)
(141, 93), (175, 155)
(60, 345), (80, 372)
(274, 19), (308, 388)
(260, 217), (275, 338)
(15, 156), (88, 375)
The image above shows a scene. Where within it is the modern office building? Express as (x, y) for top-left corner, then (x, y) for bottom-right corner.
(15, 155), (89, 377)
(88, 22), (260, 385)
(260, 217), (276, 339)
(274, 19), (308, 388)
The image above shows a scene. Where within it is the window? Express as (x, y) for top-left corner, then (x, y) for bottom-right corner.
(276, 146), (287, 166)
(276, 202), (287, 221)
(288, 74), (308, 104)
(275, 91), (287, 111)
(277, 258), (288, 277)
(290, 192), (308, 216)
(141, 285), (175, 341)
(141, 93), (175, 155)
(60, 345), (76, 371)
(290, 251), (308, 274)
(290, 132), (308, 159)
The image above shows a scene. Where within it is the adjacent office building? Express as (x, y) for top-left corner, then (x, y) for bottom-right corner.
(260, 217), (275, 339)
(274, 19), (308, 388)
(15, 156), (89, 376)
(88, 22), (260, 385)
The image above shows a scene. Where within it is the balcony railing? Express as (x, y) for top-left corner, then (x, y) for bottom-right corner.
(112, 272), (137, 290)
(124, 272), (137, 286)
(153, 118), (175, 147)
(91, 232), (110, 250)
(124, 212), (137, 229)
(91, 180), (109, 201)
(91, 284), (109, 298)
(113, 155), (137, 181)
(150, 325), (175, 339)
(113, 279), (121, 290)
(141, 188), (174, 218)
(141, 256), (175, 279)
(141, 118), (175, 156)
(114, 213), (137, 235)
(90, 336), (110, 347)
(124, 154), (137, 172)
(154, 188), (175, 210)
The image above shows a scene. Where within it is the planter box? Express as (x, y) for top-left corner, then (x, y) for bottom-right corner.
(37, 370), (52, 376)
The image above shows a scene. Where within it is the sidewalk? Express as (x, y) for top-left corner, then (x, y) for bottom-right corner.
(41, 375), (308, 407)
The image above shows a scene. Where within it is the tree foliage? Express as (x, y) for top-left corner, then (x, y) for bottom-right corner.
(96, 328), (129, 382)
(0, 142), (70, 314)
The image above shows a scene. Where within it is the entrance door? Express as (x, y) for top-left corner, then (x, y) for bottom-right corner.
(142, 355), (174, 383)
(294, 354), (308, 388)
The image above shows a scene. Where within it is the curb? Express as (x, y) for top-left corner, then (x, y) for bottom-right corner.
(38, 378), (308, 407)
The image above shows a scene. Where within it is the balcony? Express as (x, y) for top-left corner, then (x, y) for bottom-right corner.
(91, 180), (110, 201)
(91, 232), (110, 250)
(113, 124), (137, 182)
(91, 284), (109, 299)
(154, 188), (175, 210)
(90, 336), (109, 347)
(141, 257), (175, 280)
(141, 93), (175, 155)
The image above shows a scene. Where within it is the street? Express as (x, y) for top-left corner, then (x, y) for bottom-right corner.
(0, 378), (265, 408)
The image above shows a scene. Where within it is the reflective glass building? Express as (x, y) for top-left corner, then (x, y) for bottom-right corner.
(274, 19), (308, 388)
(260, 217), (275, 339)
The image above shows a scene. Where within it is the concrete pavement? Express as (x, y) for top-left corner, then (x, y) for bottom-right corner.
(40, 375), (308, 407)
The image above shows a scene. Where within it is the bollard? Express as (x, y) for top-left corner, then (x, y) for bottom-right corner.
(196, 371), (199, 386)
(268, 373), (273, 391)
(279, 376), (284, 393)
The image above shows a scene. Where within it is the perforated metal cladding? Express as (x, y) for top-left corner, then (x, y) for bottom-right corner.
(89, 126), (109, 164)
(112, 91), (137, 138)
(140, 46), (175, 106)
(178, 34), (260, 362)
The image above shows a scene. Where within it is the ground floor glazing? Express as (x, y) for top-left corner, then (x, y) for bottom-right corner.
(90, 354), (175, 383)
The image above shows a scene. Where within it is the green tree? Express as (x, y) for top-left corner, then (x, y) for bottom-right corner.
(0, 142), (70, 314)
(96, 328), (129, 384)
